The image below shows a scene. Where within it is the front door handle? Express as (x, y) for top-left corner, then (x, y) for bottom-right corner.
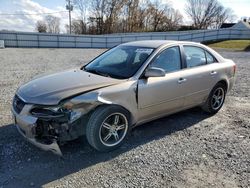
(210, 71), (217, 76)
(178, 78), (187, 84)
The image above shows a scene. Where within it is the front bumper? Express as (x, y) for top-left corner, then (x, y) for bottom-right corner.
(12, 106), (62, 156)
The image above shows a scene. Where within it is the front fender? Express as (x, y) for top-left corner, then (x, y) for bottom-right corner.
(63, 80), (138, 125)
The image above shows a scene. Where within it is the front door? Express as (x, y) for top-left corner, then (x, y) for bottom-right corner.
(138, 46), (185, 122)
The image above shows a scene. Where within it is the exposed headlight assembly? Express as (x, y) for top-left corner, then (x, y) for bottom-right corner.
(31, 105), (84, 123)
(67, 109), (83, 123)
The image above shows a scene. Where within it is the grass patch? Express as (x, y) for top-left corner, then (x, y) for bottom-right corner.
(207, 40), (250, 51)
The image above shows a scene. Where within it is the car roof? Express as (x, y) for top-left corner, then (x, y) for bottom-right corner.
(120, 40), (193, 48)
(120, 40), (224, 62)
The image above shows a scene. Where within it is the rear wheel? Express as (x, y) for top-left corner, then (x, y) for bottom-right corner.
(202, 83), (226, 114)
(86, 105), (130, 152)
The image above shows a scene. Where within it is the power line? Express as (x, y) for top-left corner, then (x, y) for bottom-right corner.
(0, 11), (68, 16)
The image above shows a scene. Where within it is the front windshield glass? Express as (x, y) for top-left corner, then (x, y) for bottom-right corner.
(84, 46), (154, 79)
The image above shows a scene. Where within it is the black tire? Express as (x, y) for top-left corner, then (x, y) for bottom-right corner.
(202, 83), (226, 114)
(86, 105), (130, 152)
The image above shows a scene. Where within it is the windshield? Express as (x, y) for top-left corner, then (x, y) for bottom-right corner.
(84, 46), (154, 79)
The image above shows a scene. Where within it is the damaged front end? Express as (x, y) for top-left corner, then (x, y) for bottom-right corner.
(12, 95), (92, 156)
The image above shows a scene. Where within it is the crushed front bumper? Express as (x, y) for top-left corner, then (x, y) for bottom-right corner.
(12, 106), (63, 156)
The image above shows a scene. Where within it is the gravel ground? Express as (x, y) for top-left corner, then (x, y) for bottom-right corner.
(0, 48), (249, 188)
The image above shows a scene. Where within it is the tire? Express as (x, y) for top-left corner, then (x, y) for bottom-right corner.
(86, 105), (130, 152)
(202, 83), (226, 114)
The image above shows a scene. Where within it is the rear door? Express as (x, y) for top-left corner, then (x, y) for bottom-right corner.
(179, 45), (218, 107)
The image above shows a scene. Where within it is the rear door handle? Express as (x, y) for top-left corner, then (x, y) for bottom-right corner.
(178, 78), (187, 84)
(210, 71), (217, 76)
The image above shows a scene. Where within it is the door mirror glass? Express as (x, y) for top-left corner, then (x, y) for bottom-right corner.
(144, 67), (165, 78)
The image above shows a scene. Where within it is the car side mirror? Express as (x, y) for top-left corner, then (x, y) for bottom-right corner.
(144, 67), (165, 78)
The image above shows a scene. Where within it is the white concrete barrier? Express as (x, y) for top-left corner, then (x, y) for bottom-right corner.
(0, 28), (250, 48)
(0, 40), (4, 48)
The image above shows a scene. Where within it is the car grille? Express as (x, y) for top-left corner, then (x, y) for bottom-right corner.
(13, 95), (26, 114)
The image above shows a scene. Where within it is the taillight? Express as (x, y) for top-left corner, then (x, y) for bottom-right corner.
(233, 64), (236, 76)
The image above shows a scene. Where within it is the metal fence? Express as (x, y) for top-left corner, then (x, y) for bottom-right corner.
(0, 28), (250, 48)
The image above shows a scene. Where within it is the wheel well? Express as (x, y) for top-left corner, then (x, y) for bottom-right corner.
(217, 80), (228, 91)
(111, 104), (134, 124)
(81, 104), (135, 136)
(88, 104), (134, 124)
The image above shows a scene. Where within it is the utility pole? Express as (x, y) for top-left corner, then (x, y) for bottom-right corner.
(66, 0), (73, 34)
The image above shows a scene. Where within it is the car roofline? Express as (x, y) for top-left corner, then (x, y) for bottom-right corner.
(128, 40), (225, 80)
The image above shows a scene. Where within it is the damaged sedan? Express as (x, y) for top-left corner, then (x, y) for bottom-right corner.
(12, 40), (236, 155)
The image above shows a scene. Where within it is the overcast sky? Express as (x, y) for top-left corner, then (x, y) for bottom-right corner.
(0, 0), (249, 33)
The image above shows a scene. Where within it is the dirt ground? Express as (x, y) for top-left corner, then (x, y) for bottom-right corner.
(0, 48), (249, 188)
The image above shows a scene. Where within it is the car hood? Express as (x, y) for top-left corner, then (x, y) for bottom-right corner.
(17, 69), (124, 105)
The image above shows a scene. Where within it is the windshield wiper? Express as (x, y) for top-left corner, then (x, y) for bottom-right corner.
(84, 68), (110, 78)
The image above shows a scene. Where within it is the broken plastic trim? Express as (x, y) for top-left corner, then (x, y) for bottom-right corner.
(16, 124), (63, 156)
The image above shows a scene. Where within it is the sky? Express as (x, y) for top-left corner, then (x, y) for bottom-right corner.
(0, 0), (249, 33)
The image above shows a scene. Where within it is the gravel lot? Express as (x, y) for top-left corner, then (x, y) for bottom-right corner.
(0, 48), (249, 188)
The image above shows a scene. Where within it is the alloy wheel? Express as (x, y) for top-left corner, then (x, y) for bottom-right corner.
(99, 113), (128, 147)
(211, 87), (225, 110)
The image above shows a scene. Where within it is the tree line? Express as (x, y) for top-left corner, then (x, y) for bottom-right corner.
(36, 0), (236, 34)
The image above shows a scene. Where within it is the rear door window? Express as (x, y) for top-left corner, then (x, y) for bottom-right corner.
(183, 46), (206, 68)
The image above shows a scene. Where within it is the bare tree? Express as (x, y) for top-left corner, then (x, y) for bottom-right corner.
(185, 0), (235, 29)
(144, 0), (182, 32)
(147, 0), (171, 31)
(74, 0), (90, 23)
(66, 19), (87, 34)
(164, 9), (183, 31)
(64, 0), (184, 34)
(137, 0), (151, 31)
(125, 0), (140, 32)
(36, 20), (47, 33)
(45, 15), (61, 33)
(104, 0), (126, 33)
(89, 0), (107, 34)
(214, 8), (236, 28)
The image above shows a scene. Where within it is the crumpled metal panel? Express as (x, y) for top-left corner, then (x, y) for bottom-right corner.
(64, 80), (139, 124)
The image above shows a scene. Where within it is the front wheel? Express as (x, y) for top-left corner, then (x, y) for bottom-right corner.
(202, 83), (226, 114)
(86, 105), (130, 152)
